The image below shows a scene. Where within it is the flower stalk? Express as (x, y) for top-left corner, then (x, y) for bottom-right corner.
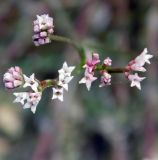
(39, 79), (57, 91)
(49, 34), (86, 61)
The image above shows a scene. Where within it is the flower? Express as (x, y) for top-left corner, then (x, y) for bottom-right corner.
(91, 53), (100, 65)
(13, 92), (28, 105)
(135, 48), (153, 66)
(13, 92), (42, 113)
(128, 73), (146, 90)
(58, 74), (73, 91)
(99, 71), (111, 87)
(58, 62), (75, 77)
(33, 14), (54, 46)
(58, 62), (75, 91)
(125, 48), (153, 90)
(130, 63), (146, 72)
(79, 71), (97, 91)
(52, 87), (64, 101)
(103, 57), (112, 66)
(23, 73), (39, 92)
(3, 66), (24, 89)
(83, 53), (100, 73)
(127, 48), (153, 72)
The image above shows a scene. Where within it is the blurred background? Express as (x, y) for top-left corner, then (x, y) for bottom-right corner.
(0, 0), (158, 160)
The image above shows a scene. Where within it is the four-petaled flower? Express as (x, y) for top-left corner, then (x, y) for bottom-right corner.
(135, 48), (153, 66)
(128, 73), (146, 90)
(127, 48), (153, 72)
(37, 14), (53, 30)
(79, 71), (97, 91)
(23, 74), (39, 92)
(58, 74), (73, 91)
(52, 87), (64, 101)
(58, 62), (75, 76)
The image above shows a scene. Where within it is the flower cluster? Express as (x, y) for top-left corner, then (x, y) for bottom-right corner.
(79, 53), (112, 90)
(32, 14), (54, 46)
(3, 13), (154, 114)
(125, 48), (153, 90)
(52, 62), (75, 101)
(3, 66), (24, 89)
(4, 67), (42, 114)
(3, 62), (75, 114)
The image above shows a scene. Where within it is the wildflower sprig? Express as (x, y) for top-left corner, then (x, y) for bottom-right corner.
(3, 14), (154, 113)
(79, 49), (153, 90)
(3, 62), (75, 113)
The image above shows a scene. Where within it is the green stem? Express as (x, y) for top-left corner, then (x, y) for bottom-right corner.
(39, 79), (57, 91)
(106, 67), (126, 73)
(96, 65), (126, 73)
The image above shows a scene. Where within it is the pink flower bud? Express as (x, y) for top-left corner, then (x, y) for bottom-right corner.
(92, 53), (100, 65)
(40, 31), (47, 38)
(3, 66), (24, 89)
(103, 57), (112, 66)
(99, 71), (111, 87)
(32, 14), (54, 46)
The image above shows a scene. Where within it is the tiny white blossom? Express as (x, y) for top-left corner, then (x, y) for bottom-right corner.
(135, 48), (153, 66)
(37, 14), (53, 30)
(130, 64), (146, 72)
(128, 73), (146, 90)
(23, 92), (42, 113)
(58, 62), (75, 76)
(79, 72), (97, 91)
(13, 92), (41, 114)
(58, 74), (73, 91)
(52, 87), (64, 101)
(23, 73), (39, 92)
(13, 92), (28, 105)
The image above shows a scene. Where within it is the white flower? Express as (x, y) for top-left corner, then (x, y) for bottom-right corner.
(127, 48), (153, 73)
(13, 92), (41, 114)
(23, 73), (39, 92)
(37, 14), (53, 30)
(130, 64), (146, 72)
(135, 48), (153, 66)
(128, 73), (146, 90)
(52, 87), (64, 101)
(58, 74), (73, 91)
(57, 62), (75, 91)
(79, 72), (97, 91)
(23, 92), (42, 113)
(13, 92), (28, 105)
(58, 62), (75, 77)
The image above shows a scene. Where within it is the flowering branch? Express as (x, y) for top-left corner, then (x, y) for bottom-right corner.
(3, 14), (154, 114)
